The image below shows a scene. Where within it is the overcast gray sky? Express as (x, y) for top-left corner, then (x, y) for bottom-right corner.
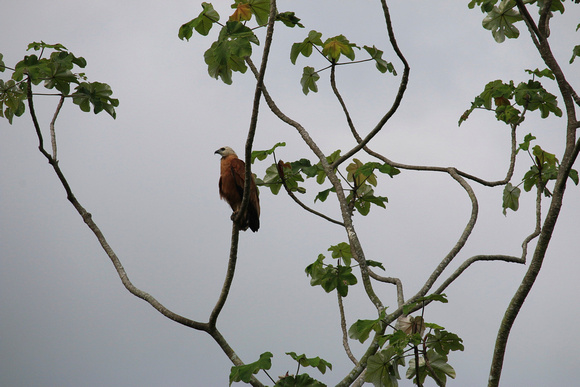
(1, 1), (579, 386)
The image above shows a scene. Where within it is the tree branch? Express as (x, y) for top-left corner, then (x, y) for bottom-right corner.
(331, 0), (410, 170)
(49, 95), (65, 160)
(26, 75), (208, 332)
(337, 292), (359, 365)
(274, 155), (344, 226)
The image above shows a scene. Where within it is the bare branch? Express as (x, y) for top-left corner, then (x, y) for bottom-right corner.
(26, 75), (208, 332)
(274, 155), (345, 226)
(331, 0), (410, 169)
(49, 95), (65, 160)
(337, 292), (359, 365)
(368, 270), (405, 308)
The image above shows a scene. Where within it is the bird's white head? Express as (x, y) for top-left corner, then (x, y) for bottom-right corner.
(214, 146), (237, 157)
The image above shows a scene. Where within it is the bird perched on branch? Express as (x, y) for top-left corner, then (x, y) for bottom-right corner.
(214, 146), (260, 232)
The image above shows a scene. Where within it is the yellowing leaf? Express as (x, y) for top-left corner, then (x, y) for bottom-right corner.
(230, 3), (252, 22)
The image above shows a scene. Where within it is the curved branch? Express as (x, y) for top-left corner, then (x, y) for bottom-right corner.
(368, 270), (404, 308)
(360, 122), (518, 187)
(49, 95), (65, 160)
(337, 292), (358, 365)
(209, 222), (240, 328)
(246, 58), (385, 312)
(26, 76), (208, 332)
(331, 0), (410, 169)
(274, 155), (344, 226)
(237, 0), (277, 225)
(410, 168), (479, 301)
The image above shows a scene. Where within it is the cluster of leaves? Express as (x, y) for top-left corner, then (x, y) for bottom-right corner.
(348, 295), (464, 387)
(305, 242), (385, 297)
(291, 30), (396, 95)
(459, 71), (577, 214)
(253, 143), (400, 218)
(502, 134), (579, 214)
(178, 1), (303, 84)
(468, 0), (567, 43)
(229, 351), (331, 386)
(0, 42), (118, 123)
(459, 71), (562, 126)
(178, 2), (396, 93)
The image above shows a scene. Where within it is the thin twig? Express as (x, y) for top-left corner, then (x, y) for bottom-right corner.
(273, 154), (344, 226)
(49, 95), (65, 160)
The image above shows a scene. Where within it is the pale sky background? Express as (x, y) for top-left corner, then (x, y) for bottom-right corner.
(1, 1), (579, 386)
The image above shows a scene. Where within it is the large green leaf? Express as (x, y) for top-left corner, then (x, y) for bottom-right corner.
(348, 316), (382, 344)
(514, 80), (562, 118)
(275, 373), (326, 387)
(322, 35), (358, 62)
(328, 242), (352, 266)
(178, 2), (219, 40)
(426, 329), (465, 356)
(365, 347), (404, 387)
(482, 0), (522, 43)
(363, 45), (397, 75)
(204, 21), (257, 84)
(72, 81), (119, 118)
(502, 182), (520, 215)
(285, 352), (332, 374)
(276, 11), (304, 28)
(229, 352), (273, 385)
(290, 30), (323, 64)
(407, 350), (456, 386)
(0, 79), (27, 124)
(300, 66), (319, 95)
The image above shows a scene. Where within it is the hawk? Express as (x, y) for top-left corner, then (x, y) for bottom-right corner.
(214, 146), (260, 232)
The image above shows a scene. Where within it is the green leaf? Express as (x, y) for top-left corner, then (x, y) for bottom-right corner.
(251, 142), (286, 163)
(366, 260), (386, 271)
(336, 266), (357, 297)
(571, 45), (580, 64)
(523, 166), (540, 192)
(348, 317), (382, 344)
(482, 0), (522, 43)
(0, 53), (5, 72)
(365, 347), (405, 387)
(72, 81), (119, 118)
(275, 373), (326, 387)
(276, 11), (304, 28)
(260, 163), (283, 194)
(229, 352), (273, 385)
(27, 41), (68, 52)
(502, 182), (520, 215)
(426, 329), (465, 356)
(524, 68), (555, 80)
(328, 242), (352, 266)
(517, 133), (536, 153)
(532, 144), (558, 167)
(569, 169), (579, 185)
(300, 66), (319, 95)
(245, 0), (271, 26)
(514, 80), (562, 118)
(0, 79), (27, 124)
(285, 352), (332, 374)
(290, 30), (323, 65)
(204, 21), (257, 84)
(322, 35), (358, 62)
(179, 2), (220, 39)
(407, 349), (456, 386)
(363, 45), (397, 75)
(314, 187), (334, 202)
